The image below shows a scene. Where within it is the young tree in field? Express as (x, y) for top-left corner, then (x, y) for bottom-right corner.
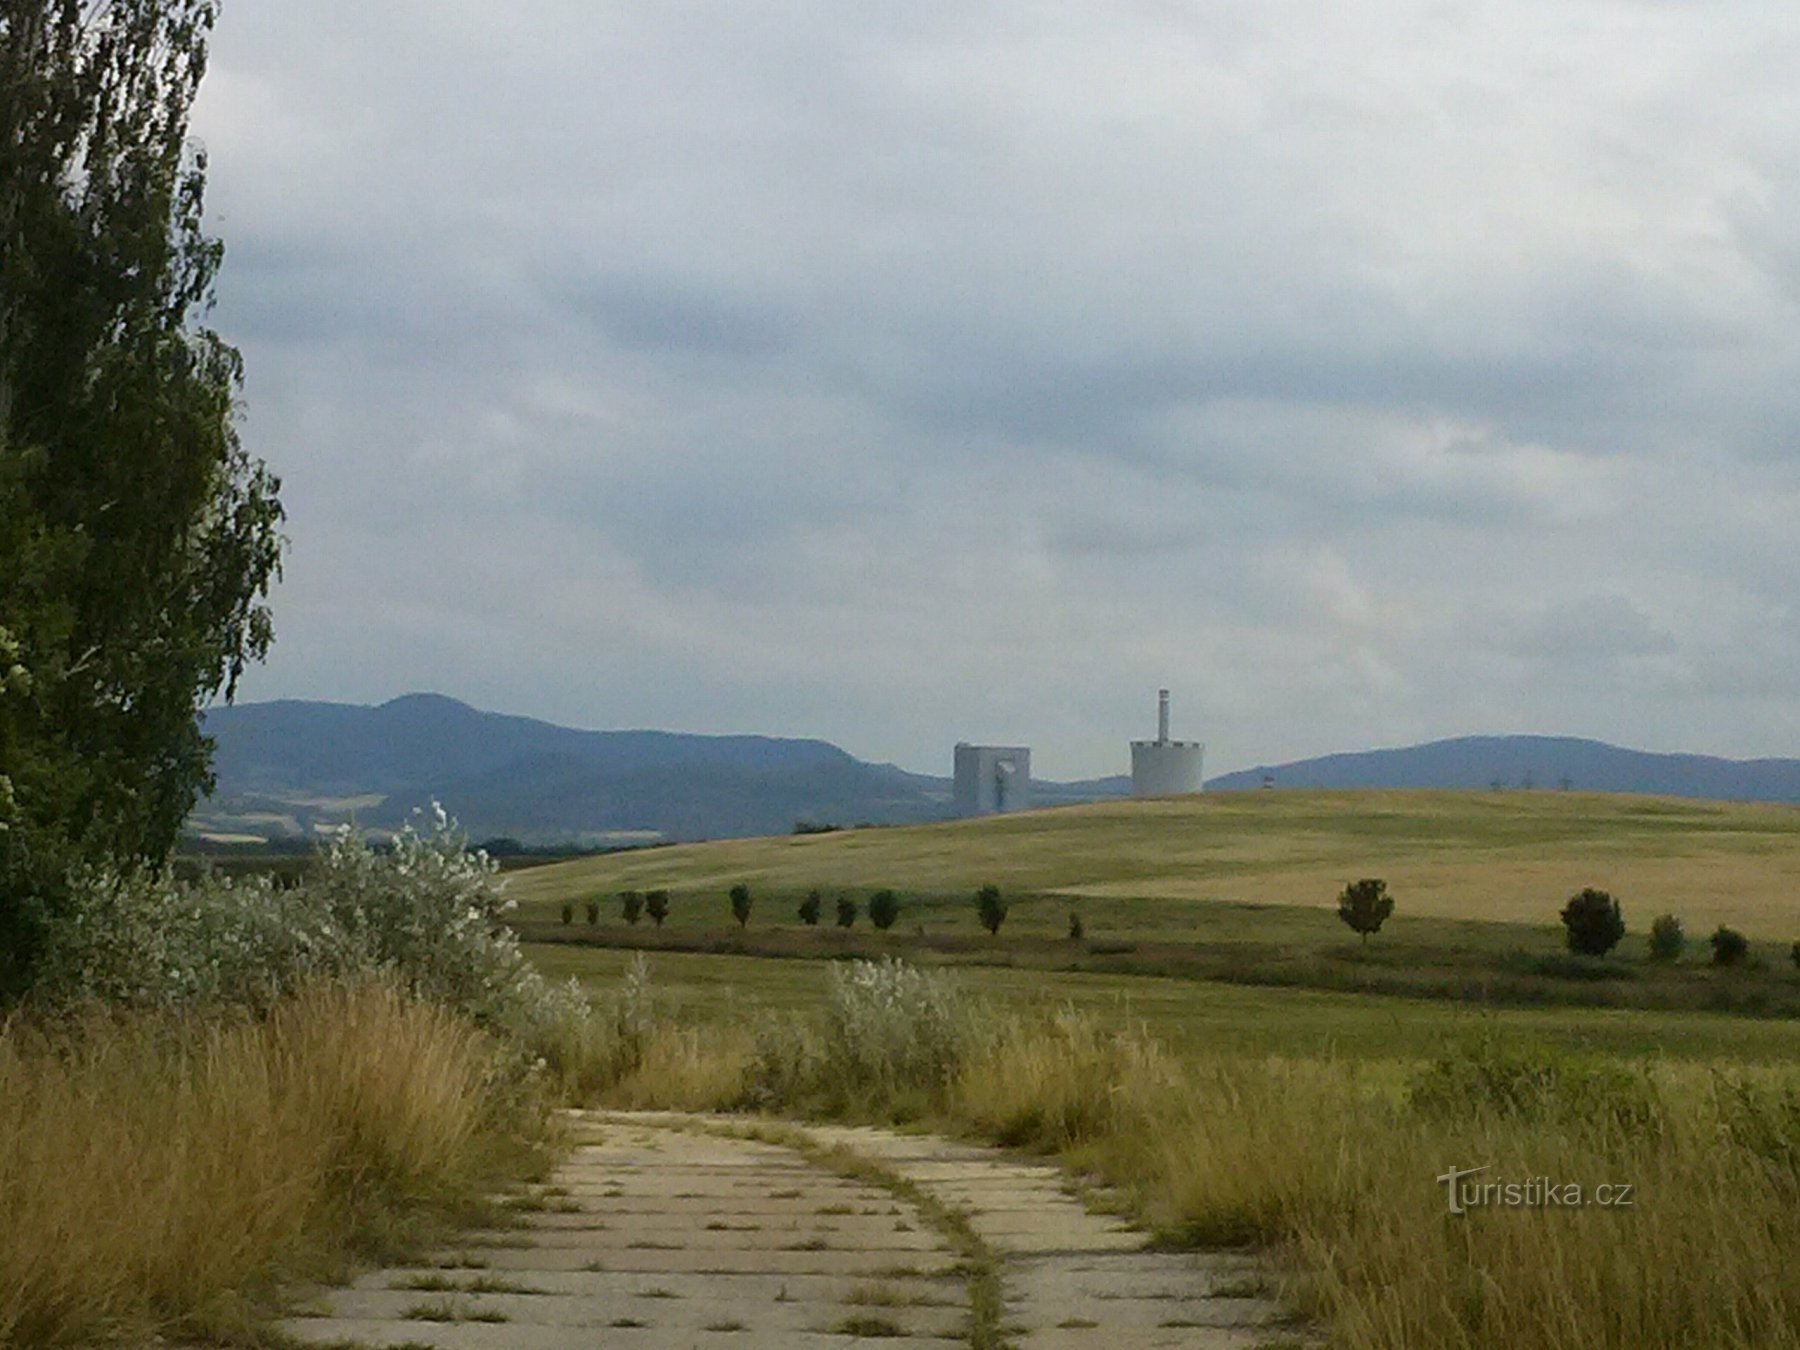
(835, 893), (857, 929)
(797, 889), (822, 926)
(1649, 914), (1685, 961)
(0, 2), (284, 999)
(1561, 888), (1625, 957)
(1709, 925), (1749, 967)
(976, 884), (1007, 936)
(1336, 878), (1394, 945)
(868, 889), (900, 931)
(1068, 911), (1084, 941)
(729, 883), (752, 929)
(645, 889), (669, 927)
(620, 890), (644, 925)
(1791, 939), (1800, 971)
(584, 898), (599, 925)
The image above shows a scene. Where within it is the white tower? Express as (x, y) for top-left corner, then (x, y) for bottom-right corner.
(1130, 689), (1204, 796)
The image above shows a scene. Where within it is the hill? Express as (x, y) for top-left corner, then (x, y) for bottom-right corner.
(1209, 734), (1800, 799)
(503, 788), (1800, 939)
(192, 693), (949, 844)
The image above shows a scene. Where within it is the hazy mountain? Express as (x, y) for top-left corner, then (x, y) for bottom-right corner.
(1207, 735), (1800, 800)
(192, 698), (1800, 847)
(194, 693), (959, 844)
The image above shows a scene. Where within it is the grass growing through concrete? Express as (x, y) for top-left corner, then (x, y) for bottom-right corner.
(578, 956), (1800, 1350)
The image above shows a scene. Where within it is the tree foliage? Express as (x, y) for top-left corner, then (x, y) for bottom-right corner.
(1649, 913), (1685, 962)
(797, 889), (821, 926)
(1, 2), (283, 998)
(729, 882), (752, 929)
(1561, 888), (1625, 957)
(1709, 925), (1749, 968)
(620, 890), (644, 925)
(867, 888), (899, 931)
(1336, 877), (1394, 944)
(644, 889), (669, 927)
(975, 883), (1006, 936)
(834, 893), (857, 929)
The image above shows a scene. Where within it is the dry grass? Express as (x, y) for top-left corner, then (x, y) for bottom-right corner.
(507, 789), (1800, 938)
(593, 978), (1800, 1349)
(0, 979), (550, 1347)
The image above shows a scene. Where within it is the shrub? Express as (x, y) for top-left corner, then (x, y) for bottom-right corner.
(1711, 925), (1750, 967)
(645, 890), (670, 927)
(976, 884), (1007, 936)
(798, 890), (822, 926)
(729, 883), (752, 929)
(584, 898), (599, 925)
(1649, 913), (1685, 961)
(1792, 939), (1800, 970)
(620, 890), (644, 925)
(1336, 878), (1394, 944)
(560, 903), (573, 925)
(835, 894), (858, 929)
(35, 806), (597, 1052)
(823, 959), (968, 1095)
(868, 889), (900, 931)
(1561, 887), (1625, 956)
(1068, 912), (1084, 941)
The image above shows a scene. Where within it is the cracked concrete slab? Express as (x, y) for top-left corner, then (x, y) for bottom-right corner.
(279, 1111), (1296, 1349)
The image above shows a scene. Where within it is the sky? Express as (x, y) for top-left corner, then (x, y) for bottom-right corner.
(191, 0), (1800, 780)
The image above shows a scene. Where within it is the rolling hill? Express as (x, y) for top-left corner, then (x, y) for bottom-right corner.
(190, 694), (1800, 846)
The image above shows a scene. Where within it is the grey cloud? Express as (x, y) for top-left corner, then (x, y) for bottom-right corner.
(191, 0), (1800, 774)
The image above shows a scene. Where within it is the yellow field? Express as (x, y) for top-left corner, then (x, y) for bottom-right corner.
(507, 789), (1800, 939)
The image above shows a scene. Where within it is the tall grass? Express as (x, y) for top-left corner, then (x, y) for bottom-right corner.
(0, 979), (552, 1347)
(596, 957), (1800, 1349)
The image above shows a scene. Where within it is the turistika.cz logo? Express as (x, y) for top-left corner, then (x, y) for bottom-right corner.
(1435, 1165), (1635, 1216)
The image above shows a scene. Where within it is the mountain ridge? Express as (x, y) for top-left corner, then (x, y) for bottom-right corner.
(190, 696), (1800, 846)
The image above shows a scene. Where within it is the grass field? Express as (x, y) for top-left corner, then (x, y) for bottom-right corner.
(505, 789), (1800, 939)
(524, 943), (1800, 1063)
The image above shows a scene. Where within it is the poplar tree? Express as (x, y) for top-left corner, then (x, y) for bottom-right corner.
(0, 1), (283, 997)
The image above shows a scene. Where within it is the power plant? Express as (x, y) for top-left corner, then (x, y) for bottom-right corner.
(953, 743), (1031, 816)
(1130, 689), (1204, 796)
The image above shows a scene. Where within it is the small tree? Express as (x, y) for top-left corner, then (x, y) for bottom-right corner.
(1791, 939), (1800, 971)
(1336, 878), (1394, 945)
(976, 884), (1007, 936)
(1710, 925), (1749, 967)
(645, 889), (670, 927)
(559, 902), (573, 926)
(621, 890), (644, 925)
(1561, 888), (1625, 957)
(1648, 913), (1685, 962)
(584, 898), (600, 925)
(1068, 911), (1084, 941)
(798, 890), (822, 925)
(868, 889), (900, 931)
(835, 893), (858, 929)
(729, 883), (753, 929)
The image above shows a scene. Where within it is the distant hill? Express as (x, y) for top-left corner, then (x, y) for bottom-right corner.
(191, 699), (1800, 847)
(193, 693), (955, 844)
(1207, 735), (1800, 801)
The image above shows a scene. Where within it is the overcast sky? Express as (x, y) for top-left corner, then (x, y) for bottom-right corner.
(191, 0), (1800, 779)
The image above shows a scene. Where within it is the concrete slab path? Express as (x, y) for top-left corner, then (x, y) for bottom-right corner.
(279, 1111), (1296, 1349)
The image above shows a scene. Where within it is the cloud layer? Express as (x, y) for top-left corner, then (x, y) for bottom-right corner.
(193, 0), (1800, 776)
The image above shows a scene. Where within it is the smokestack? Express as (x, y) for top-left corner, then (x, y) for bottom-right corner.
(1158, 689), (1170, 743)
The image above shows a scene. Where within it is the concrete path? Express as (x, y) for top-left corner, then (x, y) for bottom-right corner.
(279, 1111), (1295, 1349)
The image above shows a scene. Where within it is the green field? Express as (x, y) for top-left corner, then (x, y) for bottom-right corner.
(524, 943), (1800, 1064)
(506, 790), (1800, 1022)
(507, 789), (1800, 938)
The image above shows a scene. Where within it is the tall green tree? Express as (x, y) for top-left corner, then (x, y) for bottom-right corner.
(0, 1), (283, 998)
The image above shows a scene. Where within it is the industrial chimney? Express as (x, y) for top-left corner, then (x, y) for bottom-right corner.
(1130, 689), (1204, 796)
